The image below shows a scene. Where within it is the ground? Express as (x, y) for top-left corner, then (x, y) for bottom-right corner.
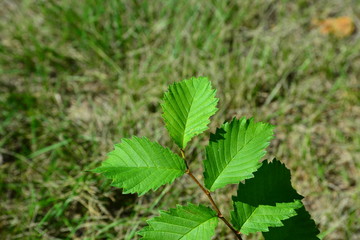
(0, 0), (359, 239)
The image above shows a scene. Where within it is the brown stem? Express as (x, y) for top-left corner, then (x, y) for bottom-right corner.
(180, 149), (242, 239)
(186, 170), (242, 240)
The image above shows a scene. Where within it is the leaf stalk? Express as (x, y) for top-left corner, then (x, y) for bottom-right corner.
(181, 150), (242, 240)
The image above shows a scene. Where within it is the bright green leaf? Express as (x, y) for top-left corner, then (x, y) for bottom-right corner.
(231, 159), (304, 234)
(204, 117), (274, 191)
(138, 203), (218, 240)
(161, 77), (218, 149)
(263, 206), (320, 240)
(232, 200), (302, 235)
(92, 137), (186, 195)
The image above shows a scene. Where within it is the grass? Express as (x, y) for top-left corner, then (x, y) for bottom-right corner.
(0, 0), (359, 239)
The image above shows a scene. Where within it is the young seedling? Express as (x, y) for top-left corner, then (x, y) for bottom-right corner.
(92, 77), (320, 239)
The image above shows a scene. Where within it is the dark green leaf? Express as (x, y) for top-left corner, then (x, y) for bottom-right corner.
(231, 159), (304, 234)
(263, 206), (320, 240)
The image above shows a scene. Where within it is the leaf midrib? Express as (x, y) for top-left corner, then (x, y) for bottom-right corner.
(103, 166), (185, 171)
(178, 216), (217, 239)
(179, 81), (198, 148)
(209, 131), (260, 190)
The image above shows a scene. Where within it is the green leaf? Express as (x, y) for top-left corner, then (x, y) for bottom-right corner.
(161, 77), (218, 149)
(92, 137), (186, 195)
(231, 159), (304, 234)
(232, 200), (302, 235)
(263, 206), (320, 240)
(138, 203), (218, 240)
(204, 117), (274, 191)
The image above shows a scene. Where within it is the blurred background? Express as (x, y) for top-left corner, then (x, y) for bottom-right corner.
(0, 0), (359, 239)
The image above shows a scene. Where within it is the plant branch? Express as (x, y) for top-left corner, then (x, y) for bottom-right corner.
(180, 149), (242, 240)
